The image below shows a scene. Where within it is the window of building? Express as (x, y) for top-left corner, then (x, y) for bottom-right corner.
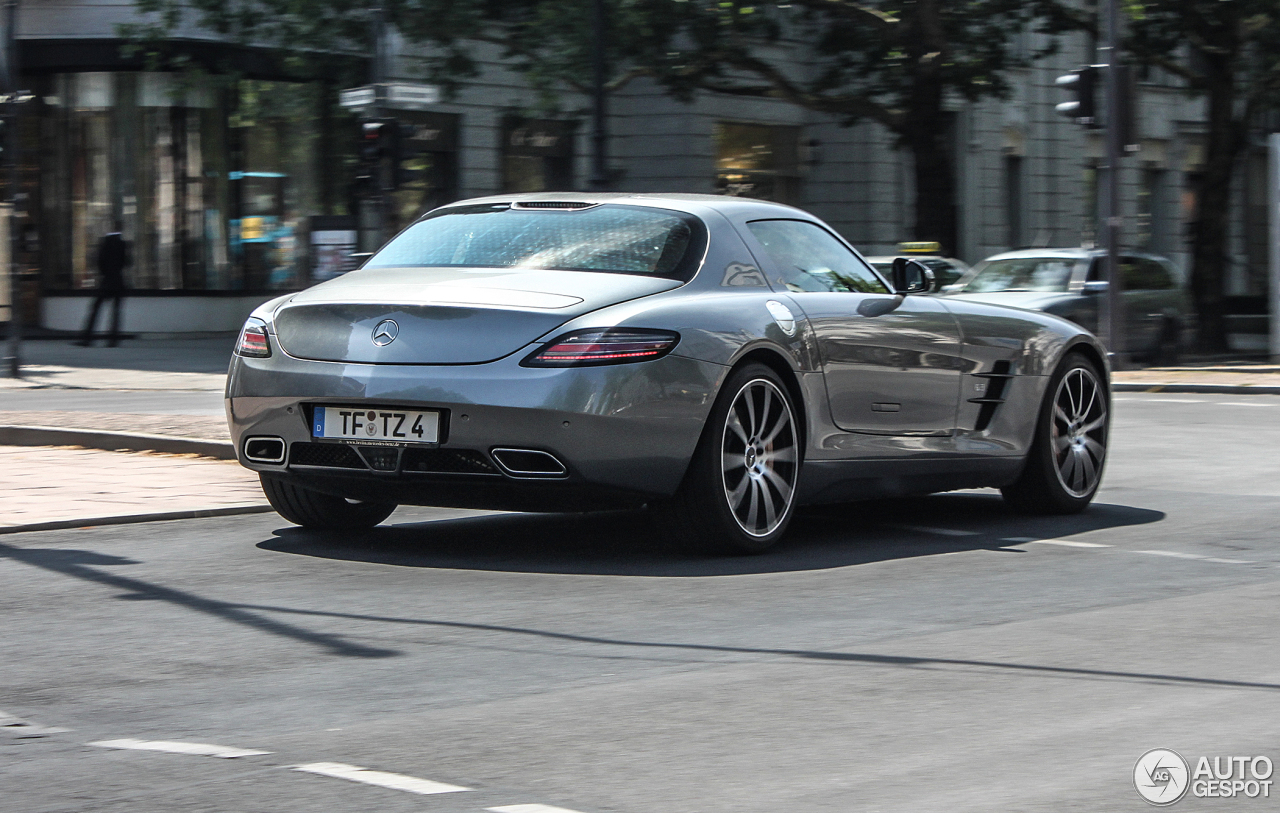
(1004, 155), (1023, 249)
(388, 111), (460, 233)
(1081, 162), (1098, 247)
(501, 118), (574, 192)
(714, 122), (801, 204)
(1136, 168), (1166, 251)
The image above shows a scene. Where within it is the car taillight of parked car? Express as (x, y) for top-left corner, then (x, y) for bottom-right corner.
(522, 329), (680, 367)
(236, 318), (272, 358)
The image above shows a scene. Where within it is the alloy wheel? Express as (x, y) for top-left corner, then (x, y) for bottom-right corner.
(720, 378), (799, 537)
(1050, 366), (1107, 498)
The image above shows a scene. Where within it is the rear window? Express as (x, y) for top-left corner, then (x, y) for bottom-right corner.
(962, 258), (1077, 293)
(365, 204), (703, 279)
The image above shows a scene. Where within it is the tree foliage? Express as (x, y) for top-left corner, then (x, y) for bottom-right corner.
(1119, 0), (1280, 352)
(125, 0), (1074, 250)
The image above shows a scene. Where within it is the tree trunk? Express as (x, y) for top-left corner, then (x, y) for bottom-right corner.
(1189, 53), (1243, 354)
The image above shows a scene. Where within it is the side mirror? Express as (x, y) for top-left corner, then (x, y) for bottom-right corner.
(891, 257), (935, 294)
(1081, 280), (1109, 295)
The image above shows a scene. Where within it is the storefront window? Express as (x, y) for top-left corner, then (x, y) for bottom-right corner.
(501, 118), (574, 192)
(37, 72), (341, 293)
(714, 122), (801, 204)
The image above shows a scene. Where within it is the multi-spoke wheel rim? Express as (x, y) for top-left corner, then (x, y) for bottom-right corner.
(721, 378), (799, 537)
(1051, 367), (1108, 498)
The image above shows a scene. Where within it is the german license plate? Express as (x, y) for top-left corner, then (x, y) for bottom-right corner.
(312, 406), (440, 444)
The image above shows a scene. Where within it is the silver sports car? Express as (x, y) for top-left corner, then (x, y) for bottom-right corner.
(227, 193), (1111, 552)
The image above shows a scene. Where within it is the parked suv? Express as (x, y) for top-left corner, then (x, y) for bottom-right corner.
(943, 248), (1190, 363)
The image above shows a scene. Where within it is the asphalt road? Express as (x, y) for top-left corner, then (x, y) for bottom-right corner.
(3, 393), (1279, 812)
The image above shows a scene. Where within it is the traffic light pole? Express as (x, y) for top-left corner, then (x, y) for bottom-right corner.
(3, 0), (20, 379)
(1101, 0), (1126, 369)
(369, 5), (389, 247)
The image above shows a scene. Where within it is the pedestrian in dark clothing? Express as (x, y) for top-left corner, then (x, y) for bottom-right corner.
(77, 228), (130, 347)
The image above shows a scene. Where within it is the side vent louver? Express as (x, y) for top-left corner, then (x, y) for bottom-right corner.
(970, 361), (1015, 432)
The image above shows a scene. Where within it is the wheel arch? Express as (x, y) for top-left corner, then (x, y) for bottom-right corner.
(1061, 339), (1110, 396)
(728, 347), (809, 454)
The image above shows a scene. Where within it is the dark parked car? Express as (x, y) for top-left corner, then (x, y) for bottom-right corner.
(944, 248), (1189, 363)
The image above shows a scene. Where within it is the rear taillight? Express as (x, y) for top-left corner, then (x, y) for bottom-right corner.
(522, 329), (680, 367)
(236, 318), (271, 358)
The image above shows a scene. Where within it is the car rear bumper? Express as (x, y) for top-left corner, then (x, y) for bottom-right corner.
(226, 350), (726, 509)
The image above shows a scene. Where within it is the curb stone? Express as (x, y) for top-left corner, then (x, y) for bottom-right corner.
(0, 425), (235, 459)
(0, 504), (274, 535)
(1111, 383), (1280, 395)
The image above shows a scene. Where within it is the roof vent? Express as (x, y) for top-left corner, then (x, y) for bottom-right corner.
(511, 201), (598, 210)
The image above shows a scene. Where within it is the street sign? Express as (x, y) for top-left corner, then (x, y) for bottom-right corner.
(340, 83), (441, 110)
(339, 86), (377, 109)
(385, 83), (440, 108)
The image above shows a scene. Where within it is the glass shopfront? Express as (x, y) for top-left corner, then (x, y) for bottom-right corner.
(34, 72), (347, 293)
(501, 117), (574, 192)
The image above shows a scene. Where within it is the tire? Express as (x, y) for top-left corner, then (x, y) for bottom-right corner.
(1002, 352), (1109, 514)
(659, 363), (802, 554)
(259, 473), (397, 531)
(1151, 318), (1180, 366)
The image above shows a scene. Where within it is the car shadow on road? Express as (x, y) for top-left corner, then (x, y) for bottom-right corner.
(257, 491), (1166, 577)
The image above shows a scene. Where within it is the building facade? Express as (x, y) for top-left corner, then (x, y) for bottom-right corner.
(8, 0), (1270, 347)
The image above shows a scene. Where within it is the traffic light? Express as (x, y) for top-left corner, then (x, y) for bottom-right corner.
(1055, 67), (1097, 127)
(359, 119), (388, 164)
(355, 119), (392, 195)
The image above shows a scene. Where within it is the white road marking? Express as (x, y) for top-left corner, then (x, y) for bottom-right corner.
(89, 739), (270, 758)
(1133, 550), (1254, 564)
(891, 524), (979, 537)
(1214, 402), (1275, 407)
(1029, 539), (1111, 548)
(293, 762), (469, 795)
(1000, 537), (1109, 547)
(489, 805), (588, 813)
(1115, 397), (1204, 403)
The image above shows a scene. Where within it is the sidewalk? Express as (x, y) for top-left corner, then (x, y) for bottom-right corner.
(0, 338), (1276, 534)
(1, 340), (1279, 450)
(1109, 362), (1280, 393)
(0, 339), (264, 533)
(0, 445), (269, 534)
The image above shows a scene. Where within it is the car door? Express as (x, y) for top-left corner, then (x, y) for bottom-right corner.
(1121, 255), (1177, 353)
(740, 219), (963, 436)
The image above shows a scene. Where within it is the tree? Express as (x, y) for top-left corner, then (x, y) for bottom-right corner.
(1121, 1), (1280, 353)
(628, 1), (1077, 254)
(125, 1), (1071, 253)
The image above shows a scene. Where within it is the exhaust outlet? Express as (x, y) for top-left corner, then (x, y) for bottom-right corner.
(490, 448), (568, 478)
(244, 436), (286, 464)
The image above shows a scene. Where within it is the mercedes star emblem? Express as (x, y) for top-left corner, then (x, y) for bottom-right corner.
(371, 319), (399, 346)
